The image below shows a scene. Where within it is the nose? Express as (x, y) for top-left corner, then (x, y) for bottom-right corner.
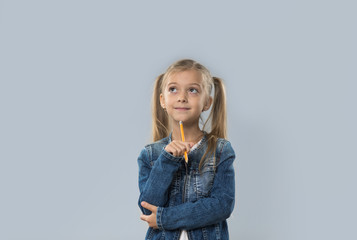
(177, 92), (187, 102)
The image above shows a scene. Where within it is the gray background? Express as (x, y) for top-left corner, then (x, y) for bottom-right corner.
(1, 0), (356, 239)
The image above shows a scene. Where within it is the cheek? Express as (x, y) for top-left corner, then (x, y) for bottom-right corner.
(200, 96), (209, 107)
(163, 94), (174, 105)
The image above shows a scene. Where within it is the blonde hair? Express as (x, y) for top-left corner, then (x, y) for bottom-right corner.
(152, 59), (227, 169)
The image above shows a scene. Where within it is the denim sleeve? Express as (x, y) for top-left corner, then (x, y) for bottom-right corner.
(137, 146), (183, 215)
(156, 141), (236, 231)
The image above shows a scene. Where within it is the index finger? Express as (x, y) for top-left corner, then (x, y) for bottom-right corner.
(141, 201), (157, 213)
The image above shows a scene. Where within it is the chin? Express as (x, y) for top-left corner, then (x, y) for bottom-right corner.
(171, 117), (188, 123)
(172, 117), (199, 124)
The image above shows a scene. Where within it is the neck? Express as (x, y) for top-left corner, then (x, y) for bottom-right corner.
(171, 120), (203, 143)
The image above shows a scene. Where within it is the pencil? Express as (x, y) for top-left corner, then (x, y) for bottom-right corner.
(179, 121), (188, 163)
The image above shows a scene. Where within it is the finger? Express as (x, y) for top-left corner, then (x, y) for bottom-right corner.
(165, 145), (174, 155)
(166, 141), (192, 156)
(176, 142), (191, 154)
(141, 201), (157, 212)
(171, 141), (185, 152)
(165, 142), (180, 156)
(140, 214), (148, 222)
(171, 143), (182, 156)
(167, 142), (180, 157)
(184, 142), (193, 152)
(164, 145), (174, 155)
(177, 141), (192, 150)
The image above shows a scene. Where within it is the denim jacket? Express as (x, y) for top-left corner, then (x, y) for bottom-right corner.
(138, 132), (236, 240)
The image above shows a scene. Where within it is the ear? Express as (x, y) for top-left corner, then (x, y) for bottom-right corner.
(203, 96), (213, 111)
(160, 93), (165, 108)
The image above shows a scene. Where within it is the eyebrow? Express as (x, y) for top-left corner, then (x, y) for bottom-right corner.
(167, 82), (202, 87)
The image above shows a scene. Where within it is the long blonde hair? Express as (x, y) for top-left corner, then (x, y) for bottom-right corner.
(151, 59), (227, 169)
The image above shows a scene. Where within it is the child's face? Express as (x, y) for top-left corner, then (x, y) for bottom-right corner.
(160, 70), (212, 125)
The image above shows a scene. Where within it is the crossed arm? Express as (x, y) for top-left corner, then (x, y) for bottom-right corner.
(138, 141), (235, 230)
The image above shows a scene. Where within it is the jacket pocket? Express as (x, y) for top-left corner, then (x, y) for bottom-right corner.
(194, 160), (215, 197)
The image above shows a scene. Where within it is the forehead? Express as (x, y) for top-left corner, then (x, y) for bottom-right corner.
(166, 70), (203, 85)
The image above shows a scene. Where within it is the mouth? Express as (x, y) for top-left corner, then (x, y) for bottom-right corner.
(174, 107), (190, 111)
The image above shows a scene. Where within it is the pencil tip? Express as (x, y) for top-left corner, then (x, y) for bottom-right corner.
(179, 121), (182, 125)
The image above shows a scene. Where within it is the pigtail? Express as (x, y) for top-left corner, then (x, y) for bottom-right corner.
(209, 77), (227, 139)
(152, 74), (170, 142)
(199, 77), (227, 170)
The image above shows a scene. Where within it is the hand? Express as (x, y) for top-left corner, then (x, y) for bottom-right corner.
(165, 140), (193, 157)
(140, 201), (159, 229)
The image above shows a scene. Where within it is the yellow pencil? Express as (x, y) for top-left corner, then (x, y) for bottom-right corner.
(179, 121), (188, 163)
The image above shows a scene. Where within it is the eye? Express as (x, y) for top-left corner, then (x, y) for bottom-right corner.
(189, 88), (198, 93)
(169, 87), (177, 93)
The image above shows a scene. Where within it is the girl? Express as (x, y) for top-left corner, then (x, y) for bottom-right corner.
(138, 59), (236, 240)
